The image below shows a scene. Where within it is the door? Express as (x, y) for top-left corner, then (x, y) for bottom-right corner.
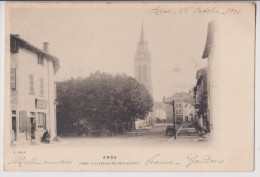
(30, 117), (36, 139)
(12, 117), (17, 140)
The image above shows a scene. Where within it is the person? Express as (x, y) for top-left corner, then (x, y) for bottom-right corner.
(198, 116), (206, 137)
(41, 130), (50, 143)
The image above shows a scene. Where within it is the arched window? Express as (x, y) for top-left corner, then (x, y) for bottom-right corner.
(143, 65), (147, 81)
(138, 65), (142, 81)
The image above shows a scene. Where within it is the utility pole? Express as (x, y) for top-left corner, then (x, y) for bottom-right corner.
(163, 97), (176, 139)
(172, 100), (176, 139)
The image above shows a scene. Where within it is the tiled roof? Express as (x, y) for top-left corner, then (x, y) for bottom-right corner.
(10, 34), (60, 74)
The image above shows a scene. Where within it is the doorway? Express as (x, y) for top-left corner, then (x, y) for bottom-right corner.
(30, 117), (36, 139)
(12, 116), (17, 140)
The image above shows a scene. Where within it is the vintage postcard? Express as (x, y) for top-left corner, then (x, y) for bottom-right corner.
(3, 2), (255, 171)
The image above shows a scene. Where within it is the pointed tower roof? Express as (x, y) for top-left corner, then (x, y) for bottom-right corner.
(140, 19), (145, 43)
(135, 19), (150, 56)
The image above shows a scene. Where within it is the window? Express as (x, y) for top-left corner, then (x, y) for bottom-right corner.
(143, 65), (147, 82)
(40, 78), (44, 96)
(12, 116), (17, 140)
(138, 65), (142, 81)
(29, 75), (34, 94)
(10, 68), (16, 90)
(38, 54), (44, 65)
(37, 113), (46, 129)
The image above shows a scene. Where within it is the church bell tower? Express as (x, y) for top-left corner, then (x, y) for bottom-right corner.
(134, 21), (153, 96)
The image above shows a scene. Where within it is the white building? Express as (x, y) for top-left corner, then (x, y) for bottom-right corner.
(155, 109), (166, 122)
(9, 34), (60, 145)
(183, 102), (195, 123)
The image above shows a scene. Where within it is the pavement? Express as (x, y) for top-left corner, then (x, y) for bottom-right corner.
(12, 123), (212, 149)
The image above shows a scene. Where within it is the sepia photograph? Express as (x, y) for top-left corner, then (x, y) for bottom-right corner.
(2, 2), (256, 172)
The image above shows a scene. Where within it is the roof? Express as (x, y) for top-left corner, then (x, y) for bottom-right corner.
(196, 67), (207, 80)
(140, 19), (145, 43)
(166, 92), (194, 104)
(10, 34), (60, 74)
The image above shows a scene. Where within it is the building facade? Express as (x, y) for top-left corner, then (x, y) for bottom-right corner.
(183, 103), (195, 123)
(166, 92), (194, 124)
(201, 21), (216, 133)
(10, 34), (60, 145)
(194, 67), (209, 131)
(134, 21), (153, 129)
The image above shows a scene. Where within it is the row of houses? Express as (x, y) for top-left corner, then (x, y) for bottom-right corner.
(164, 21), (215, 133)
(164, 92), (195, 124)
(9, 34), (60, 145)
(193, 21), (215, 133)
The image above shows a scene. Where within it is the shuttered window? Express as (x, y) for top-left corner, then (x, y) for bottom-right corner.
(10, 68), (16, 90)
(29, 75), (34, 94)
(38, 55), (44, 65)
(37, 112), (46, 129)
(40, 78), (44, 96)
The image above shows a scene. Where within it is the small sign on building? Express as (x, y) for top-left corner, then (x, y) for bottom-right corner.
(35, 99), (47, 109)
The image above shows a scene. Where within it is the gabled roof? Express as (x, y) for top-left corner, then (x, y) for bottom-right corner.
(10, 34), (60, 74)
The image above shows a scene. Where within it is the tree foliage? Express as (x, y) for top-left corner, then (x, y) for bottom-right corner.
(56, 72), (153, 135)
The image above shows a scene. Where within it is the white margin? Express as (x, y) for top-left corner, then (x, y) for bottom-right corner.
(0, 1), (259, 177)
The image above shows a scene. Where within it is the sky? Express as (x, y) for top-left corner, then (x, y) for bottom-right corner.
(9, 5), (210, 101)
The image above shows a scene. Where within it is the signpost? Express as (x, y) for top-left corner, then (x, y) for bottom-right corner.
(163, 97), (176, 140)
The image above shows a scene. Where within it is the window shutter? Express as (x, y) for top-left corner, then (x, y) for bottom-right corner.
(40, 78), (44, 96)
(10, 68), (16, 89)
(29, 75), (34, 94)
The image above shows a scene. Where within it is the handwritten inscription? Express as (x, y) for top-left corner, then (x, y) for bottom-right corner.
(8, 156), (41, 167)
(8, 154), (225, 168)
(145, 154), (180, 166)
(8, 155), (73, 167)
(147, 6), (241, 17)
(186, 154), (224, 168)
(43, 159), (73, 165)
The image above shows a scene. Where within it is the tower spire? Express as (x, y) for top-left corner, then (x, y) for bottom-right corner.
(140, 19), (145, 43)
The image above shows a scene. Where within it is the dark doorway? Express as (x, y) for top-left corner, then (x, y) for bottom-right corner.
(30, 117), (36, 139)
(12, 116), (17, 140)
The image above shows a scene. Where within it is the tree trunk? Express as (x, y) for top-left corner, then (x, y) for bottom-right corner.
(76, 113), (79, 135)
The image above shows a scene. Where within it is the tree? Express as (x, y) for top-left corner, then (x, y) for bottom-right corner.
(56, 72), (153, 135)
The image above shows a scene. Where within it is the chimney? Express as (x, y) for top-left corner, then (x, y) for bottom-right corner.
(43, 42), (49, 52)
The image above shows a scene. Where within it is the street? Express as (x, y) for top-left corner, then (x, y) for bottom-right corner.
(28, 123), (210, 149)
